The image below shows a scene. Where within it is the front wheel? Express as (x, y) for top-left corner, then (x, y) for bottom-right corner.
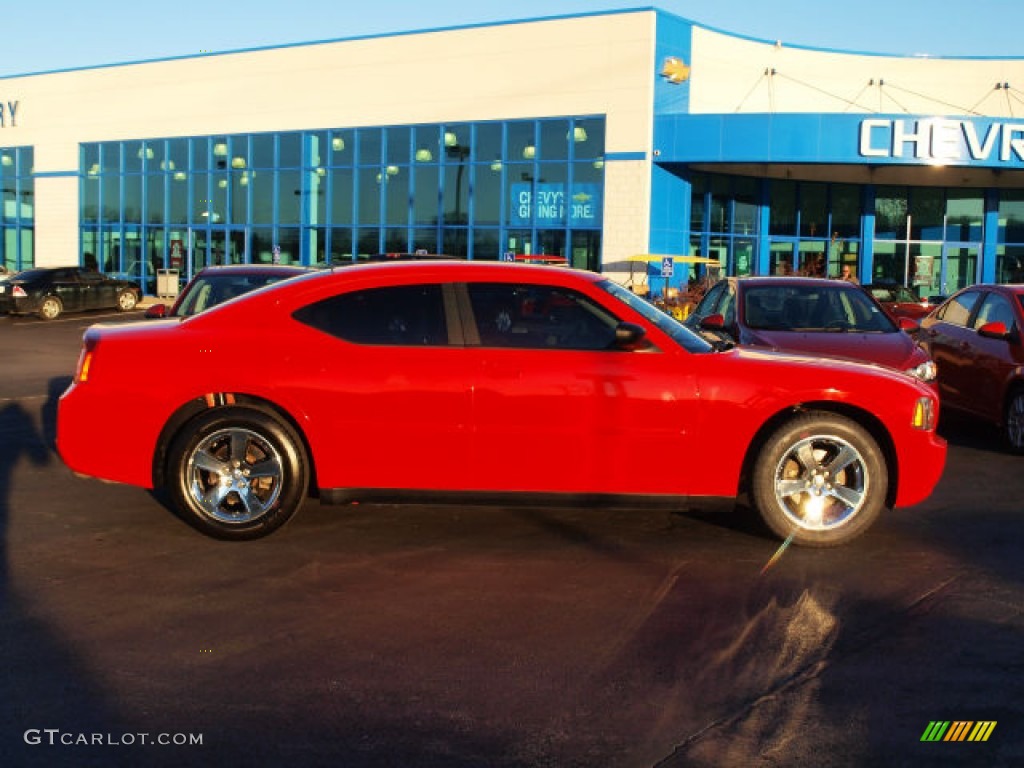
(167, 408), (309, 540)
(1003, 388), (1024, 455)
(751, 412), (887, 547)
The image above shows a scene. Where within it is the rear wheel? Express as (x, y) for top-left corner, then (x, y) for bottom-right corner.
(752, 412), (887, 547)
(39, 295), (63, 320)
(167, 408), (309, 540)
(1003, 387), (1024, 454)
(116, 289), (139, 311)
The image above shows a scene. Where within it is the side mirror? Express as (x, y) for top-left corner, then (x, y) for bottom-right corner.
(977, 320), (1010, 340)
(897, 316), (920, 333)
(144, 304), (168, 319)
(612, 322), (647, 349)
(700, 313), (726, 331)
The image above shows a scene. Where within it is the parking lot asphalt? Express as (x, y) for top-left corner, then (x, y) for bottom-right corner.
(1, 310), (1022, 767)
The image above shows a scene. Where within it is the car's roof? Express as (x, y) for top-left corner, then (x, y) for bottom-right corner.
(192, 264), (311, 277)
(732, 276), (859, 288)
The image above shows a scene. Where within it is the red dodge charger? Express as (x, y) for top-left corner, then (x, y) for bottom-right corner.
(58, 261), (946, 546)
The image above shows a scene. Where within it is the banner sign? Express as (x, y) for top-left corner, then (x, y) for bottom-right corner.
(510, 183), (602, 227)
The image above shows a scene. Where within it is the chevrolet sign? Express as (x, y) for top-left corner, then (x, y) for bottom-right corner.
(859, 118), (1024, 164)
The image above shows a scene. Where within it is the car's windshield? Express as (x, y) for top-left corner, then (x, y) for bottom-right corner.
(598, 280), (714, 353)
(744, 283), (897, 333)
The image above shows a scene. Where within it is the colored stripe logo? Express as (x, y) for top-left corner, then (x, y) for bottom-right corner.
(921, 721), (997, 742)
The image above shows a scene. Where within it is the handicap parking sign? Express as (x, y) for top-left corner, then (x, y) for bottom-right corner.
(661, 257), (674, 277)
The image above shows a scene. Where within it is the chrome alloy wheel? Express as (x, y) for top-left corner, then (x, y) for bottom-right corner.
(772, 434), (868, 532)
(185, 427), (285, 525)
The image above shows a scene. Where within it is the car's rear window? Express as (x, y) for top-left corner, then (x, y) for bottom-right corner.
(293, 284), (448, 346)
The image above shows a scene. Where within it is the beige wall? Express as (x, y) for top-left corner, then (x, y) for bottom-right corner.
(2, 11), (659, 268)
(690, 26), (1024, 116)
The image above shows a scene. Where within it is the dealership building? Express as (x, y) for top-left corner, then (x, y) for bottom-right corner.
(3, 7), (1024, 296)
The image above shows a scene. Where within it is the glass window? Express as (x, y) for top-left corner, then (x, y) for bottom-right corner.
(946, 191), (984, 242)
(101, 143), (121, 173)
(192, 137), (211, 172)
(973, 292), (1017, 330)
(124, 141), (143, 173)
(330, 227), (353, 263)
(443, 163), (470, 225)
(769, 180), (796, 236)
(357, 168), (382, 225)
(910, 187), (944, 240)
(799, 182), (827, 238)
(331, 168), (354, 225)
(474, 163), (501, 227)
(252, 134), (275, 169)
(999, 191), (1024, 243)
(874, 186), (907, 240)
(571, 118), (604, 160)
(938, 289), (980, 326)
(279, 133), (302, 168)
(357, 128), (382, 166)
(475, 123), (503, 166)
(385, 126), (411, 165)
(277, 169), (301, 225)
(293, 284), (448, 346)
(442, 124), (471, 159)
(414, 125), (440, 165)
(467, 283), (618, 350)
(250, 171), (273, 225)
(473, 228), (501, 261)
(733, 177), (757, 235)
(356, 227), (380, 257)
(411, 228), (440, 255)
(328, 130), (353, 166)
(384, 168), (409, 227)
(145, 175), (165, 224)
(539, 119), (570, 162)
(167, 139), (188, 176)
(997, 246), (1024, 283)
(507, 121), (535, 163)
(308, 169), (327, 227)
(689, 173), (707, 233)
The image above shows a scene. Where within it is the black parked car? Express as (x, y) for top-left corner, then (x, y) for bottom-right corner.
(0, 266), (142, 320)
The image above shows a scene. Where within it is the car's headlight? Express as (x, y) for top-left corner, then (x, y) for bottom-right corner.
(907, 360), (937, 382)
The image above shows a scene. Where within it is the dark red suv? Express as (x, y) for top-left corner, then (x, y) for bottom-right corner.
(918, 284), (1024, 452)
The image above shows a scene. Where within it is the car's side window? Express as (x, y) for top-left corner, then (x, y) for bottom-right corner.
(467, 283), (619, 350)
(293, 284), (448, 346)
(973, 293), (1017, 332)
(938, 290), (980, 327)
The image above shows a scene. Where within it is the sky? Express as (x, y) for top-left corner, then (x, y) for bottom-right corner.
(2, 0), (1023, 78)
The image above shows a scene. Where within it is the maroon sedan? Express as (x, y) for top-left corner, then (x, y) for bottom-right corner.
(864, 283), (940, 322)
(686, 276), (937, 383)
(918, 284), (1024, 452)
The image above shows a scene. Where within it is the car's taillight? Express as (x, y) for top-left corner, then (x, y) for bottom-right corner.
(12, 285), (27, 298)
(75, 341), (98, 384)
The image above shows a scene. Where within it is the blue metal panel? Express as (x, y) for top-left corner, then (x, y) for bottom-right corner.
(656, 113), (1024, 170)
(653, 11), (694, 117)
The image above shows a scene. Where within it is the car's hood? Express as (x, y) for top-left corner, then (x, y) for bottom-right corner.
(740, 329), (921, 371)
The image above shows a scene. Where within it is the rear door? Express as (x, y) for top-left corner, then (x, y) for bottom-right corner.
(288, 282), (475, 491)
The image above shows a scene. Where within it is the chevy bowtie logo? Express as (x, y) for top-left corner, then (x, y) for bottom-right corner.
(661, 57), (690, 84)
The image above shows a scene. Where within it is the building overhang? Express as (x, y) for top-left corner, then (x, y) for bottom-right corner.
(654, 113), (1024, 183)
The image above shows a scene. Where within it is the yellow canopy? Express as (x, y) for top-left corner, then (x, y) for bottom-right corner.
(628, 254), (721, 265)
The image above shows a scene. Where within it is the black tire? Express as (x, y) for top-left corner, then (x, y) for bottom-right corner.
(116, 289), (139, 312)
(751, 412), (887, 547)
(1003, 387), (1024, 455)
(39, 295), (63, 320)
(167, 408), (309, 540)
